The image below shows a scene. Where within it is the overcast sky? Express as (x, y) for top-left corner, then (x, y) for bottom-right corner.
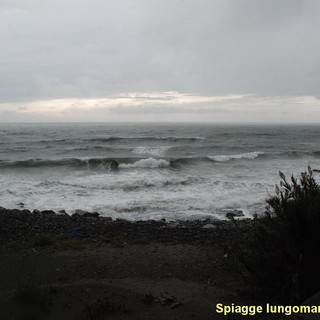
(1, 0), (320, 122)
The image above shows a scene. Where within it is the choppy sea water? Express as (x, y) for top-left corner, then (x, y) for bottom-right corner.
(0, 123), (319, 220)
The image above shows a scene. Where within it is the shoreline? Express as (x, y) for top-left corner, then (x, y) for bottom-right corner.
(0, 206), (252, 245)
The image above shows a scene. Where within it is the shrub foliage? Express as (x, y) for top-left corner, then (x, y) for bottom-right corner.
(241, 167), (320, 303)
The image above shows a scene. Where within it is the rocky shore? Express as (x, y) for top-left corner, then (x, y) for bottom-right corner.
(0, 207), (256, 320)
(0, 207), (252, 245)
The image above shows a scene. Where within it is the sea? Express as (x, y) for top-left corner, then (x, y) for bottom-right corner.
(0, 123), (319, 221)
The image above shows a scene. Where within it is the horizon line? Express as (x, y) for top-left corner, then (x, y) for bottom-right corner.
(0, 121), (320, 125)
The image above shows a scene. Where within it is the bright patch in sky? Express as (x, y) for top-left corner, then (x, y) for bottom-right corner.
(0, 92), (319, 123)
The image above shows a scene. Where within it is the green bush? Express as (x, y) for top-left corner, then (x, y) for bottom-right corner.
(241, 167), (320, 303)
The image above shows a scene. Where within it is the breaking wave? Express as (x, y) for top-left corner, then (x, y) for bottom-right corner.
(119, 158), (170, 169)
(0, 157), (171, 170)
(207, 151), (265, 162)
(0, 150), (319, 170)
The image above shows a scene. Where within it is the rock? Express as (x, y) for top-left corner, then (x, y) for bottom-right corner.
(170, 302), (183, 309)
(202, 223), (217, 229)
(110, 160), (119, 170)
(41, 210), (56, 215)
(73, 209), (88, 216)
(85, 212), (100, 217)
(226, 210), (244, 219)
(73, 209), (100, 217)
(33, 209), (41, 214)
(20, 209), (31, 214)
(210, 219), (225, 226)
(156, 292), (183, 309)
(166, 222), (179, 228)
(115, 218), (130, 223)
(158, 292), (175, 305)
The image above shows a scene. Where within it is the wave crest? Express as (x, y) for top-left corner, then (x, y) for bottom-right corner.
(119, 158), (170, 169)
(207, 151), (264, 162)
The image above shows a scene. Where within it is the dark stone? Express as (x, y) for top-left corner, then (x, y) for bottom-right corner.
(72, 210), (100, 218)
(226, 210), (244, 219)
(170, 302), (183, 309)
(167, 222), (179, 228)
(202, 223), (217, 229)
(115, 218), (130, 223)
(84, 212), (100, 218)
(110, 160), (119, 170)
(20, 209), (31, 214)
(73, 209), (88, 216)
(41, 210), (56, 215)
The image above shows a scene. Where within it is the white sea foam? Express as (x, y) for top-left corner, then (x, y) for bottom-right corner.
(132, 146), (171, 156)
(208, 151), (264, 162)
(1, 124), (319, 221)
(119, 157), (170, 169)
(0, 158), (314, 221)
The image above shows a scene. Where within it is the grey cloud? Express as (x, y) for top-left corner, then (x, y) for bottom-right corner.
(0, 0), (320, 122)
(109, 104), (233, 115)
(114, 95), (177, 101)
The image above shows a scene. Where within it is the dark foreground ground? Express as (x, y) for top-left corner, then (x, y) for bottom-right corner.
(0, 207), (306, 320)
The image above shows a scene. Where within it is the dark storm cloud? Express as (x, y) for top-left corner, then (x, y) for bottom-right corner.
(0, 0), (319, 121)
